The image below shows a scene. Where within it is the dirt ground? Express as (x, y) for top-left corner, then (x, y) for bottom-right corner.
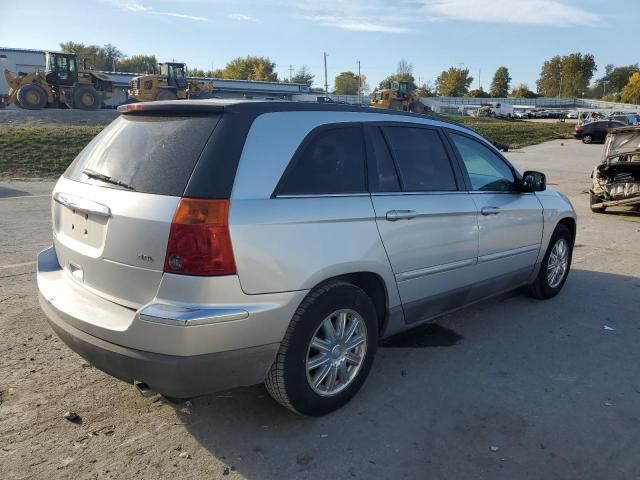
(1, 140), (639, 480)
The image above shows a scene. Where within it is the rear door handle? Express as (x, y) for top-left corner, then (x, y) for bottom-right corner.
(385, 209), (417, 221)
(481, 206), (500, 216)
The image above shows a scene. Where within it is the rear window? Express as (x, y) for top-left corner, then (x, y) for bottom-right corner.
(65, 113), (221, 196)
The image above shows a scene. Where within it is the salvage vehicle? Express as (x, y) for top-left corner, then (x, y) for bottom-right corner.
(37, 100), (576, 416)
(590, 125), (640, 213)
(574, 119), (626, 144)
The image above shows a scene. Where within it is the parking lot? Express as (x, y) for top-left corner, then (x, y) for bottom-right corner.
(1, 139), (639, 480)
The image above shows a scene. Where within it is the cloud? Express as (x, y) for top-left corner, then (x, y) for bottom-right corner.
(294, 0), (604, 32)
(229, 13), (258, 22)
(302, 15), (410, 33)
(421, 0), (604, 27)
(104, 0), (208, 21)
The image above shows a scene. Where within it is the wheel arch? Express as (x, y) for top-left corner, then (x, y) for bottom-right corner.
(312, 271), (391, 335)
(557, 216), (576, 245)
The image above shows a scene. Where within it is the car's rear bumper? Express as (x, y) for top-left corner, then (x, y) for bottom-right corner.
(37, 246), (307, 397)
(41, 293), (278, 397)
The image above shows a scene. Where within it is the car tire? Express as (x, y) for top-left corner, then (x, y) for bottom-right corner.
(73, 86), (100, 111)
(582, 135), (593, 144)
(17, 84), (48, 110)
(526, 224), (573, 300)
(590, 192), (606, 213)
(265, 281), (378, 416)
(410, 101), (425, 114)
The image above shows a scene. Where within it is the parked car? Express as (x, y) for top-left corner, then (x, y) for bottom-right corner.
(566, 111), (579, 119)
(574, 119), (626, 143)
(37, 100), (577, 416)
(590, 125), (640, 213)
(609, 114), (640, 126)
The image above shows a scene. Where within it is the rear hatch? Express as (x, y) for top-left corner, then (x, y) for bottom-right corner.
(52, 111), (221, 308)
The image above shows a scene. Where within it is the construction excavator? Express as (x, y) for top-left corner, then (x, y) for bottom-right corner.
(4, 51), (114, 110)
(127, 62), (214, 102)
(369, 80), (427, 114)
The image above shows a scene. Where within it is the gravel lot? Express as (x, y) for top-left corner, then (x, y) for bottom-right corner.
(1, 139), (639, 480)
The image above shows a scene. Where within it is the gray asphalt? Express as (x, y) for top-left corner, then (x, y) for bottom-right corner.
(0, 140), (639, 480)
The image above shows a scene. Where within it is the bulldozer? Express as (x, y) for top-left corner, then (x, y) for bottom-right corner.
(4, 51), (114, 110)
(127, 62), (214, 102)
(369, 80), (427, 114)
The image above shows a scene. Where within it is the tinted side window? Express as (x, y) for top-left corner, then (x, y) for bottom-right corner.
(449, 133), (516, 191)
(367, 126), (400, 192)
(277, 126), (366, 195)
(382, 127), (457, 192)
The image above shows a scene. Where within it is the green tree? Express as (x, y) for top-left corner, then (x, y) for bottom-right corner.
(621, 72), (640, 104)
(186, 67), (206, 77)
(212, 56), (278, 81)
(59, 41), (123, 70)
(415, 81), (435, 98)
(291, 65), (315, 85)
(117, 55), (158, 73)
(333, 71), (366, 95)
(435, 67), (473, 96)
(464, 88), (491, 98)
(378, 59), (418, 92)
(511, 83), (538, 98)
(536, 53), (596, 97)
(490, 66), (511, 97)
(592, 64), (639, 98)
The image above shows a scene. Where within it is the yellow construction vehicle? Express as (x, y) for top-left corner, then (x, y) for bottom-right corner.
(4, 51), (114, 110)
(127, 62), (213, 102)
(369, 80), (427, 114)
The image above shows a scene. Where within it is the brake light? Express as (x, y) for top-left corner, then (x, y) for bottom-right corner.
(575, 125), (584, 132)
(164, 199), (236, 276)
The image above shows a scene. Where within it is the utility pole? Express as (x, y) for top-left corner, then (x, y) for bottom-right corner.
(288, 64), (294, 81)
(324, 52), (329, 98)
(558, 72), (563, 99)
(478, 68), (481, 90)
(357, 60), (361, 104)
(602, 79), (607, 98)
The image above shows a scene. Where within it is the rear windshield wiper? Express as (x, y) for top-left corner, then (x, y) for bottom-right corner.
(82, 169), (135, 190)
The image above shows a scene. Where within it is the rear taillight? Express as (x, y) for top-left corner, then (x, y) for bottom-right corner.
(164, 199), (236, 276)
(575, 125), (584, 132)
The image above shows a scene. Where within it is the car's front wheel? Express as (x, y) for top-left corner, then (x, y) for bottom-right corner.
(527, 224), (573, 299)
(265, 281), (378, 416)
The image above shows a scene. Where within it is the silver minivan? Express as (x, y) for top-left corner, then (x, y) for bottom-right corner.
(38, 100), (576, 416)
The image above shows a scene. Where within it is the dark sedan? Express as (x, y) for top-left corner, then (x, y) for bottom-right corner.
(574, 120), (626, 144)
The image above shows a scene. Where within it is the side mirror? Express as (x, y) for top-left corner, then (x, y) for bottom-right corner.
(520, 171), (546, 192)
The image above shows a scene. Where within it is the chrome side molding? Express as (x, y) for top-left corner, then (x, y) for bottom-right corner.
(53, 192), (111, 218)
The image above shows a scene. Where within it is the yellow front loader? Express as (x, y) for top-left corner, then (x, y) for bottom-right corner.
(4, 51), (114, 110)
(127, 62), (214, 102)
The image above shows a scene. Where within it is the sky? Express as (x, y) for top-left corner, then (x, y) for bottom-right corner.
(2, 0), (638, 91)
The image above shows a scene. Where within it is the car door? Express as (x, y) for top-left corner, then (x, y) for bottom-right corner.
(445, 130), (543, 298)
(366, 123), (479, 324)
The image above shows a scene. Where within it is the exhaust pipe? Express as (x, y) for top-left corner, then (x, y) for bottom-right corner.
(134, 381), (155, 397)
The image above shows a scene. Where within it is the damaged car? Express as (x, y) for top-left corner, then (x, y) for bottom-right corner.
(590, 125), (640, 213)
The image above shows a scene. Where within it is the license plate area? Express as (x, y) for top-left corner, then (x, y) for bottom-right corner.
(54, 204), (109, 255)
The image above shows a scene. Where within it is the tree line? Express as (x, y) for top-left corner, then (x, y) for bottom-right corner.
(58, 41), (640, 104)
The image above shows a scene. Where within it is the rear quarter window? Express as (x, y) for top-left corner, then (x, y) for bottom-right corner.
(276, 125), (366, 196)
(65, 113), (221, 196)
